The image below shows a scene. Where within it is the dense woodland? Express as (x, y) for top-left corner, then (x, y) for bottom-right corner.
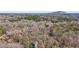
(0, 14), (79, 48)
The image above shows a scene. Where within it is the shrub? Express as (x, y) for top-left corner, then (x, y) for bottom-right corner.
(26, 15), (40, 21)
(0, 26), (6, 36)
(49, 22), (79, 36)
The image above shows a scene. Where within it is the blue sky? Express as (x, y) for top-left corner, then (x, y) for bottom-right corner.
(0, 0), (79, 13)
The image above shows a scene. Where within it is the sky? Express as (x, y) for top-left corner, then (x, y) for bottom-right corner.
(0, 0), (79, 13)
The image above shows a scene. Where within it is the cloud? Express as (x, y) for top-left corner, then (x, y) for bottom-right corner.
(0, 0), (78, 11)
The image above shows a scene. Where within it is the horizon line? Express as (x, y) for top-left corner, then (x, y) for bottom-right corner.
(0, 11), (78, 13)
